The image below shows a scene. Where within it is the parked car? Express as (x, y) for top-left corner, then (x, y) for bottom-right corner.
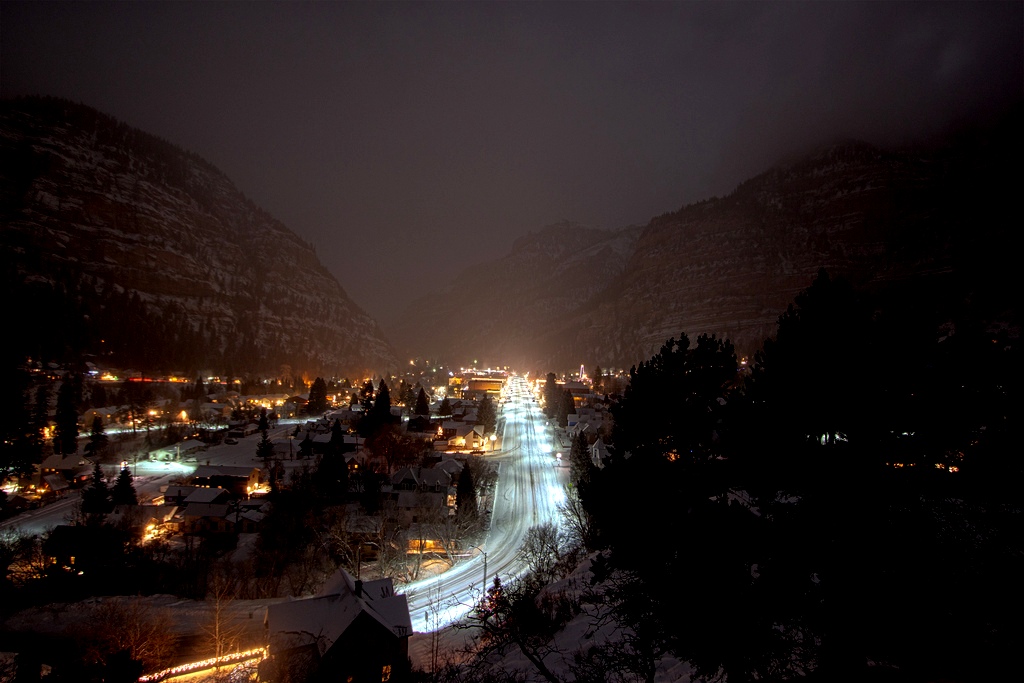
(225, 438), (238, 445)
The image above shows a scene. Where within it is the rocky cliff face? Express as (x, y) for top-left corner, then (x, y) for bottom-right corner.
(397, 126), (1018, 371)
(389, 220), (643, 368)
(0, 98), (397, 378)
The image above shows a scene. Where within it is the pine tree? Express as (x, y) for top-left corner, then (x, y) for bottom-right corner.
(543, 373), (559, 419)
(315, 427), (349, 504)
(81, 462), (111, 517)
(299, 432), (314, 459)
(111, 466), (138, 506)
(257, 431), (275, 471)
(307, 377), (328, 415)
(414, 388), (431, 416)
(360, 381), (393, 437)
(359, 379), (375, 412)
(456, 464), (478, 521)
(478, 395), (497, 435)
(569, 429), (593, 489)
(85, 415), (109, 458)
(438, 397), (452, 418)
(399, 380), (415, 409)
(54, 374), (82, 456)
(556, 388), (575, 427)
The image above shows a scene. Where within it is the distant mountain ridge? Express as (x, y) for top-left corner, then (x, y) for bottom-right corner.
(392, 121), (1019, 370)
(0, 97), (397, 378)
(390, 220), (644, 366)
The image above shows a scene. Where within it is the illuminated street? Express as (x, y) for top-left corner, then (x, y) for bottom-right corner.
(403, 376), (568, 633)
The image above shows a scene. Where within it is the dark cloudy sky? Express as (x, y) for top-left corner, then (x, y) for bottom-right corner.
(2, 1), (1021, 327)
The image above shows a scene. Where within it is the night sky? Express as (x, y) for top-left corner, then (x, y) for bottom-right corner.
(2, 1), (1021, 327)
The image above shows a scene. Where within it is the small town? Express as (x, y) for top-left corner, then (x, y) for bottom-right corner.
(2, 365), (622, 682)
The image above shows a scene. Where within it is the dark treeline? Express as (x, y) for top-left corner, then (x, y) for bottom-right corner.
(572, 269), (1021, 682)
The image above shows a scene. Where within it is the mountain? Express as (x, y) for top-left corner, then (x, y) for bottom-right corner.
(394, 122), (1019, 371)
(388, 220), (643, 368)
(0, 97), (397, 379)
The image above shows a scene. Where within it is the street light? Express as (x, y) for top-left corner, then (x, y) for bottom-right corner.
(490, 434), (497, 451)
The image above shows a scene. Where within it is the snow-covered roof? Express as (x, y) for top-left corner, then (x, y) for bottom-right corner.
(267, 567), (411, 656)
(183, 487), (229, 505)
(433, 458), (463, 476)
(191, 465), (258, 479)
(180, 503), (231, 519)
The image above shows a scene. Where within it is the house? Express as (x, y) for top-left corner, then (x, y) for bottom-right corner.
(406, 415), (434, 437)
(391, 467), (451, 493)
(37, 453), (92, 487)
(40, 474), (69, 498)
(227, 422), (260, 438)
(391, 490), (454, 527)
(432, 457), (464, 480)
(177, 503), (234, 535)
(183, 487), (231, 505)
(263, 567), (411, 683)
(160, 484), (209, 506)
(107, 504), (178, 541)
(589, 437), (612, 469)
(189, 465), (260, 497)
(42, 524), (127, 573)
(149, 439), (206, 461)
(436, 424), (485, 451)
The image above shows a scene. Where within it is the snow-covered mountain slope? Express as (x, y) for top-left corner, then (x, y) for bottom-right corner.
(396, 123), (1019, 370)
(0, 97), (397, 378)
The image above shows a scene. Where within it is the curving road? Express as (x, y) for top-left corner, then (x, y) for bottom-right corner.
(403, 375), (567, 633)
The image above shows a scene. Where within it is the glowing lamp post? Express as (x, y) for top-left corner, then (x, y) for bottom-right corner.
(490, 434), (497, 451)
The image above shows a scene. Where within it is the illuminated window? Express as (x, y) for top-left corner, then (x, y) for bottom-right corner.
(381, 664), (392, 682)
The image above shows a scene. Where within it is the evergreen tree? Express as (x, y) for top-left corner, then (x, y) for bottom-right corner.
(54, 373), (82, 456)
(543, 372), (559, 419)
(298, 432), (314, 459)
(478, 395), (497, 435)
(569, 429), (593, 489)
(307, 377), (328, 415)
(399, 380), (415, 409)
(193, 375), (206, 402)
(81, 462), (111, 518)
(328, 418), (345, 455)
(84, 415), (109, 458)
(456, 464), (477, 521)
(256, 431), (275, 472)
(592, 365), (603, 394)
(360, 381), (393, 437)
(111, 466), (138, 506)
(258, 408), (269, 433)
(359, 379), (375, 412)
(611, 333), (737, 465)
(316, 424), (349, 504)
(438, 397), (452, 417)
(414, 388), (431, 416)
(556, 388), (575, 427)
